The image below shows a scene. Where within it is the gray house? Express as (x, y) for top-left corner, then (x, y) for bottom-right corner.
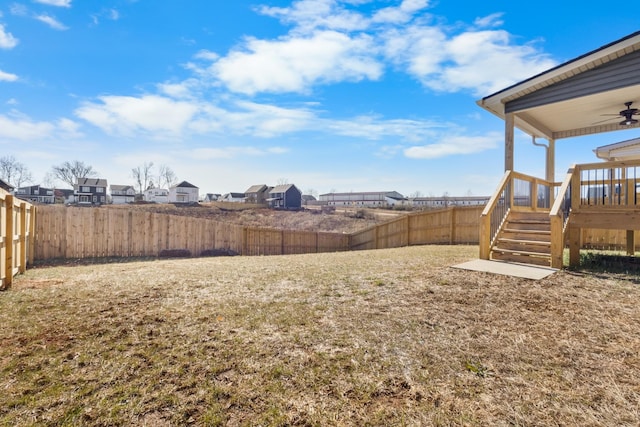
(15, 185), (55, 204)
(74, 178), (108, 205)
(244, 184), (270, 204)
(268, 184), (302, 209)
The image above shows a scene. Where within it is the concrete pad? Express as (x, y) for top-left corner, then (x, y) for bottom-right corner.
(452, 259), (558, 280)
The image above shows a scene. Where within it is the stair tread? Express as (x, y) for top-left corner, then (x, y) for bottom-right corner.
(507, 219), (551, 224)
(492, 246), (551, 257)
(503, 228), (550, 235)
(498, 238), (551, 246)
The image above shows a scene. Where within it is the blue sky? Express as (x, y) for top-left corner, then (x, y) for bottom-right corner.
(1, 0), (639, 197)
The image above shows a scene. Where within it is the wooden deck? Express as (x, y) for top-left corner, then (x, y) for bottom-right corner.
(481, 159), (640, 268)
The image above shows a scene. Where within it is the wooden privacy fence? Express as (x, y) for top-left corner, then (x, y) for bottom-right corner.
(1, 189), (35, 289)
(30, 205), (640, 262)
(33, 205), (483, 260)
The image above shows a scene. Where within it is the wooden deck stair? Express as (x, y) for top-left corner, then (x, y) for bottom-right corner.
(491, 211), (552, 267)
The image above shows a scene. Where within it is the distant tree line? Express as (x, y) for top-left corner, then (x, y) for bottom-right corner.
(0, 156), (177, 193)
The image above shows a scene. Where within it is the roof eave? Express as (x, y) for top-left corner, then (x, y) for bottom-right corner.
(478, 31), (640, 119)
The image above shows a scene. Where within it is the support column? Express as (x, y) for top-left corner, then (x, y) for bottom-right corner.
(504, 113), (515, 171)
(546, 139), (555, 183)
(505, 113), (515, 172)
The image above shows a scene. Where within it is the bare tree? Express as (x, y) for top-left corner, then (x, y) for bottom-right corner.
(277, 177), (289, 185)
(51, 160), (98, 188)
(157, 164), (177, 189)
(131, 162), (154, 194)
(0, 156), (33, 187)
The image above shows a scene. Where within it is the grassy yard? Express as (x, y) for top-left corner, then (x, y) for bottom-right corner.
(1, 245), (639, 426)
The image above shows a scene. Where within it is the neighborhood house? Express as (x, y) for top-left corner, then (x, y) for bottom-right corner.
(74, 178), (108, 205)
(110, 185), (136, 204)
(144, 188), (169, 203)
(268, 184), (302, 209)
(169, 181), (199, 203)
(15, 185), (55, 204)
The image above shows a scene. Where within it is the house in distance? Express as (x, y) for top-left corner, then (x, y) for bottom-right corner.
(169, 181), (199, 204)
(267, 184), (302, 209)
(74, 178), (108, 205)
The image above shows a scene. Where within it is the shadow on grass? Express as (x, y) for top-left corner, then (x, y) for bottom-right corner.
(31, 249), (242, 269)
(567, 251), (640, 284)
(31, 256), (161, 269)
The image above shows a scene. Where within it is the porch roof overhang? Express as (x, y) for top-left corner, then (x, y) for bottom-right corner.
(594, 137), (640, 160)
(477, 31), (640, 141)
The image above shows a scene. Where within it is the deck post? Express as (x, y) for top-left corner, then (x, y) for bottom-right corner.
(546, 139), (555, 183)
(626, 230), (635, 256)
(568, 226), (581, 267)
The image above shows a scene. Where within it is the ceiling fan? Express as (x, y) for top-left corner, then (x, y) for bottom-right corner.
(593, 101), (639, 126)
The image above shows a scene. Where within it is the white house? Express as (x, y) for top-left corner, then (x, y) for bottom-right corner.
(319, 191), (407, 207)
(110, 185), (136, 204)
(410, 196), (490, 208)
(220, 192), (246, 203)
(144, 188), (169, 203)
(168, 181), (199, 203)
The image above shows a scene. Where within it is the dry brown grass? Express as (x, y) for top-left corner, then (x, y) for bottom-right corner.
(2, 245), (640, 426)
(107, 203), (385, 233)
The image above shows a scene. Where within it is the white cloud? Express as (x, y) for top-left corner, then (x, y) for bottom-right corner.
(404, 132), (501, 158)
(474, 13), (504, 28)
(187, 146), (288, 160)
(212, 30), (382, 95)
(0, 114), (56, 141)
(381, 25), (447, 76)
(34, 0), (72, 7)
(10, 4), (29, 16)
(395, 29), (556, 96)
(258, 0), (369, 32)
(0, 24), (18, 49)
(0, 69), (18, 82)
(326, 115), (444, 142)
(35, 14), (69, 30)
(372, 0), (429, 24)
(194, 49), (219, 61)
(189, 100), (316, 138)
(75, 95), (199, 137)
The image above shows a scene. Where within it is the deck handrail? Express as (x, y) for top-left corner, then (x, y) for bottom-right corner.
(479, 171), (512, 259)
(480, 171), (557, 260)
(549, 165), (575, 268)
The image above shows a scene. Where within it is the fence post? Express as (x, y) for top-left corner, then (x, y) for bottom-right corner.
(405, 215), (410, 246)
(19, 202), (26, 274)
(28, 206), (36, 265)
(449, 207), (456, 244)
(242, 227), (247, 256)
(4, 195), (14, 289)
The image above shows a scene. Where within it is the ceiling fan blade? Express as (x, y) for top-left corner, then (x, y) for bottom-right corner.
(592, 116), (620, 125)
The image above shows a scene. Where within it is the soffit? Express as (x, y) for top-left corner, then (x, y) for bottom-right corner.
(478, 31), (640, 140)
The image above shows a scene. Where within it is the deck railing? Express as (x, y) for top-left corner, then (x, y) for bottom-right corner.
(549, 165), (575, 268)
(573, 160), (640, 209)
(480, 171), (556, 260)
